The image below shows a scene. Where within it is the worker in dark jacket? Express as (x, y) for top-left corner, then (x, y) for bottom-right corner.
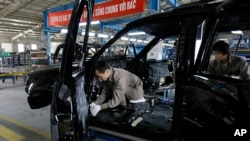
(90, 61), (145, 116)
(207, 41), (249, 79)
(184, 41), (249, 125)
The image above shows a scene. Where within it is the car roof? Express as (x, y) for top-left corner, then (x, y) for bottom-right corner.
(122, 1), (221, 37)
(218, 6), (250, 32)
(121, 0), (250, 36)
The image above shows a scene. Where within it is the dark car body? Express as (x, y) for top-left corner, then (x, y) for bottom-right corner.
(25, 66), (59, 109)
(25, 43), (102, 109)
(27, 0), (250, 141)
(25, 66), (58, 94)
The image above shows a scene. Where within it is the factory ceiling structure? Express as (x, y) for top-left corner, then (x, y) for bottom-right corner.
(0, 0), (210, 42)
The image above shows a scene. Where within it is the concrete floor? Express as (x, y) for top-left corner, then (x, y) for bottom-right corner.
(0, 78), (51, 141)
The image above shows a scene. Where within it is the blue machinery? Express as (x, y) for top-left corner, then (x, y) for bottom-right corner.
(44, 1), (178, 140)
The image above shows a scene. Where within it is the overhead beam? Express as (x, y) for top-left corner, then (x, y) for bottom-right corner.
(150, 0), (160, 11)
(0, 17), (38, 24)
(7, 15), (42, 23)
(0, 23), (37, 28)
(11, 25), (41, 41)
(0, 0), (31, 18)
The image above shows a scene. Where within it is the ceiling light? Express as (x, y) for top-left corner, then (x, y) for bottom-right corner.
(82, 32), (95, 36)
(121, 37), (129, 41)
(89, 32), (95, 36)
(231, 30), (243, 35)
(98, 33), (109, 38)
(61, 29), (68, 33)
(129, 38), (136, 42)
(163, 43), (173, 47)
(137, 40), (143, 43)
(168, 40), (175, 43)
(128, 32), (145, 36)
(218, 38), (228, 41)
(79, 20), (100, 26)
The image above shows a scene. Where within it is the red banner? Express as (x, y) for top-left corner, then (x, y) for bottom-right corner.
(48, 10), (72, 27)
(48, 0), (146, 27)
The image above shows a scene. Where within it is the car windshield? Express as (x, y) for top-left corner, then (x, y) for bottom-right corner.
(101, 31), (154, 57)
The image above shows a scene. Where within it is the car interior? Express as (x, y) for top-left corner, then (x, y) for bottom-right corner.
(88, 35), (177, 140)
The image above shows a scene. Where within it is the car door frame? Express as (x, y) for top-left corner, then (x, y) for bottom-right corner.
(50, 0), (95, 141)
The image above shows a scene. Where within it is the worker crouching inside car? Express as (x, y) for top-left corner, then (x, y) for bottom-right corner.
(90, 61), (146, 116)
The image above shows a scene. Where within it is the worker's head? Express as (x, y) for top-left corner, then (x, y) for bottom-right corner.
(94, 61), (111, 81)
(211, 41), (230, 62)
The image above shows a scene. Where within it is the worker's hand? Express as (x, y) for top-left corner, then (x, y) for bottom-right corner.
(90, 105), (101, 116)
(89, 102), (96, 109)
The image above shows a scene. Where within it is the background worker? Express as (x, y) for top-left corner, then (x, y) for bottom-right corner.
(184, 41), (250, 125)
(208, 40), (249, 79)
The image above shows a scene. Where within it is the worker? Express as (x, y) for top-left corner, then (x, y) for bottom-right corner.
(90, 61), (145, 116)
(208, 40), (249, 79)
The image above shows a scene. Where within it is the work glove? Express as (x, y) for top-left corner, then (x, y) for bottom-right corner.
(89, 102), (96, 109)
(90, 105), (101, 116)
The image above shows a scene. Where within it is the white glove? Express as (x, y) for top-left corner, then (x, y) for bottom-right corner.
(90, 105), (101, 116)
(89, 102), (96, 109)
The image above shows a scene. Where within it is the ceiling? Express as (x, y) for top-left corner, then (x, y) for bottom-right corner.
(0, 0), (74, 41)
(0, 0), (203, 42)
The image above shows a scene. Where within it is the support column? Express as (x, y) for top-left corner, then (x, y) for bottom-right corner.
(43, 10), (51, 66)
(149, 0), (160, 12)
(99, 22), (104, 44)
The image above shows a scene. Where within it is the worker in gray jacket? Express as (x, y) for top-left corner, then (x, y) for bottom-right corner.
(90, 61), (145, 116)
(184, 41), (250, 125)
(207, 41), (249, 79)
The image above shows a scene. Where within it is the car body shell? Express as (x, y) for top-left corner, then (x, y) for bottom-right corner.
(26, 0), (250, 140)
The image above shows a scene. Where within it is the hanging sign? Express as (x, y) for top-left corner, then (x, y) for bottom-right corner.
(48, 0), (146, 27)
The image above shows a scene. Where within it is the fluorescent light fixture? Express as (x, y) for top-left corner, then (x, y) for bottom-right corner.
(110, 36), (114, 38)
(168, 40), (176, 43)
(82, 32), (95, 36)
(129, 38), (137, 42)
(218, 38), (228, 41)
(137, 40), (143, 43)
(89, 32), (95, 36)
(98, 33), (109, 38)
(121, 37), (129, 41)
(79, 20), (100, 26)
(163, 43), (174, 47)
(61, 29), (68, 33)
(143, 40), (149, 43)
(91, 21), (100, 24)
(79, 23), (86, 26)
(231, 30), (243, 35)
(128, 32), (145, 36)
